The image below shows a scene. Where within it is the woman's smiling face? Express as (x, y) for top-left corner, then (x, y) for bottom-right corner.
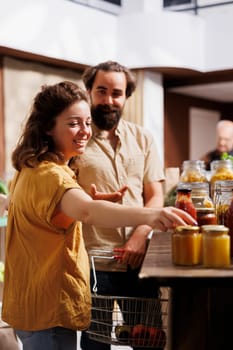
(48, 100), (92, 160)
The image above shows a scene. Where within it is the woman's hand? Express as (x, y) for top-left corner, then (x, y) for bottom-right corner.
(90, 184), (128, 202)
(152, 206), (197, 232)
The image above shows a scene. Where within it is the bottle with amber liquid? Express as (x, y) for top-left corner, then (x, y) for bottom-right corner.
(172, 226), (202, 266)
(175, 184), (197, 220)
(201, 225), (230, 268)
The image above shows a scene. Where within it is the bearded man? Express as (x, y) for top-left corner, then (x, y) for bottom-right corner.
(69, 61), (165, 350)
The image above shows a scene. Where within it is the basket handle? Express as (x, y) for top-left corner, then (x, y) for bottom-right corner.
(89, 250), (115, 294)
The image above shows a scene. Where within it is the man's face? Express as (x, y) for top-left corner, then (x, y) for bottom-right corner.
(217, 127), (233, 153)
(89, 70), (127, 130)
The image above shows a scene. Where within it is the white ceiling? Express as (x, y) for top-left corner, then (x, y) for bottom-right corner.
(169, 81), (233, 103)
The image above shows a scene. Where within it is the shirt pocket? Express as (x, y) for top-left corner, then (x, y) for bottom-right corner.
(122, 153), (145, 179)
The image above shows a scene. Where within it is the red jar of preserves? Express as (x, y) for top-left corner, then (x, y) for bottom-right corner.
(175, 185), (197, 220)
(196, 208), (217, 226)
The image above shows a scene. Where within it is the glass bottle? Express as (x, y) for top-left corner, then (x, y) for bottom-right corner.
(175, 184), (197, 220)
(201, 225), (230, 268)
(210, 159), (233, 198)
(180, 160), (208, 183)
(172, 225), (202, 266)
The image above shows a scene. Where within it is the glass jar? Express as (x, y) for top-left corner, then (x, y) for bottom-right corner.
(201, 225), (230, 268)
(196, 207), (217, 226)
(172, 226), (202, 266)
(214, 180), (233, 221)
(210, 160), (233, 198)
(175, 183), (197, 220)
(214, 180), (233, 256)
(180, 160), (208, 183)
(189, 182), (213, 209)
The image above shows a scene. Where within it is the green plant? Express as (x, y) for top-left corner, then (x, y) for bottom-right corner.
(221, 152), (233, 161)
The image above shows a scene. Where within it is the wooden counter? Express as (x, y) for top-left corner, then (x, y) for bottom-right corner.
(139, 231), (233, 350)
(140, 231), (233, 284)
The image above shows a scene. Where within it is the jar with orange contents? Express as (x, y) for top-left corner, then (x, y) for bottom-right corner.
(201, 225), (230, 268)
(172, 226), (202, 266)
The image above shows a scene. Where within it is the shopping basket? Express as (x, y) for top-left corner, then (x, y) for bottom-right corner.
(86, 250), (168, 348)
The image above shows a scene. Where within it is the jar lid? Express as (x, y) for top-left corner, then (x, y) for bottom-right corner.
(176, 183), (192, 193)
(211, 159), (233, 171)
(182, 160), (205, 169)
(189, 182), (209, 190)
(201, 225), (229, 234)
(175, 225), (200, 233)
(196, 207), (215, 213)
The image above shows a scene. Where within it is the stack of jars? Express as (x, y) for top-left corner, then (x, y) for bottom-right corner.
(172, 159), (233, 268)
(175, 181), (216, 226)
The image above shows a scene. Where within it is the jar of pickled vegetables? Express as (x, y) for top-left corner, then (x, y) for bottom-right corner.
(214, 180), (233, 222)
(214, 180), (233, 256)
(201, 225), (230, 268)
(172, 226), (202, 266)
(180, 160), (208, 183)
(210, 160), (233, 198)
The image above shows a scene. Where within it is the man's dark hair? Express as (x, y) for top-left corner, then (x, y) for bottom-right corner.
(82, 60), (137, 98)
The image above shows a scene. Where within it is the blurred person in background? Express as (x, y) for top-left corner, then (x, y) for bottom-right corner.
(201, 119), (233, 170)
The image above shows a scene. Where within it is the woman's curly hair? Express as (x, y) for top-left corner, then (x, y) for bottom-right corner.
(12, 81), (90, 171)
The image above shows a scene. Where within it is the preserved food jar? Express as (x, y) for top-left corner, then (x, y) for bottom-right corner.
(172, 226), (202, 266)
(201, 225), (230, 268)
(196, 207), (217, 226)
(175, 184), (197, 220)
(180, 160), (208, 183)
(214, 180), (233, 222)
(210, 160), (233, 198)
(190, 182), (213, 209)
(214, 180), (233, 256)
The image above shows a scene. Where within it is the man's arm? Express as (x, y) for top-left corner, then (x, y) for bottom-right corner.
(114, 181), (164, 269)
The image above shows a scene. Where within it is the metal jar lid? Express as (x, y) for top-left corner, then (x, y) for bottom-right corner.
(175, 225), (200, 234)
(201, 225), (229, 234)
(196, 207), (215, 213)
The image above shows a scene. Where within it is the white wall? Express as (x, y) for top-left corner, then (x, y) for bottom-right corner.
(143, 72), (164, 166)
(189, 108), (220, 160)
(203, 8), (233, 71)
(0, 0), (233, 71)
(0, 0), (117, 65)
(117, 10), (205, 70)
(1, 0), (233, 71)
(0, 0), (204, 70)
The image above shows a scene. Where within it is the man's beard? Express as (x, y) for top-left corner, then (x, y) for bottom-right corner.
(91, 104), (122, 130)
